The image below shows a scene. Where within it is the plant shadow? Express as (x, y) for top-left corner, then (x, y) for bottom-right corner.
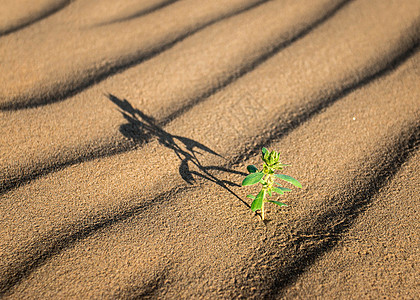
(108, 94), (250, 207)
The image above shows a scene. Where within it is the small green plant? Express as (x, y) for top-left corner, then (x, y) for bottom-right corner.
(242, 147), (301, 220)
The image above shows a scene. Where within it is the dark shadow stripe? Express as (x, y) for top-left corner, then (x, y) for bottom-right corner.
(0, 0), (351, 194)
(0, 139), (136, 195)
(2, 122), (417, 298)
(0, 0), (269, 111)
(0, 0), (73, 36)
(232, 41), (420, 166)
(2, 114), (417, 299)
(94, 0), (179, 27)
(0, 185), (190, 297)
(2, 54), (419, 294)
(266, 121), (420, 298)
(1, 28), (417, 197)
(1, 3), (418, 297)
(114, 268), (171, 299)
(0, 131), (248, 296)
(161, 0), (352, 125)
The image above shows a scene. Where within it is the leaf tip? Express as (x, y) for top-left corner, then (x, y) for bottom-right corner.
(247, 165), (258, 173)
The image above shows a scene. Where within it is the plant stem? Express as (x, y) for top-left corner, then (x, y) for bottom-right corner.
(261, 174), (273, 220)
(261, 189), (268, 220)
(261, 201), (265, 220)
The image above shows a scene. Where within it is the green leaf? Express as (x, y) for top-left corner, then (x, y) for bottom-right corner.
(273, 163), (290, 170)
(247, 165), (258, 173)
(251, 190), (264, 211)
(262, 147), (270, 163)
(246, 194), (256, 199)
(268, 189), (272, 197)
(242, 172), (264, 186)
(268, 200), (287, 207)
(262, 147), (268, 156)
(274, 174), (302, 188)
(274, 185), (292, 192)
(272, 187), (284, 195)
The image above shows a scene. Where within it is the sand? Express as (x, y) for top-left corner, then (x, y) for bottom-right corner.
(1, 0), (419, 298)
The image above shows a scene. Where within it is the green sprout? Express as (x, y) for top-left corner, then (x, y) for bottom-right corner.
(242, 147), (302, 220)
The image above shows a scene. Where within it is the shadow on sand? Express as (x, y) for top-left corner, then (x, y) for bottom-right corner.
(108, 94), (249, 207)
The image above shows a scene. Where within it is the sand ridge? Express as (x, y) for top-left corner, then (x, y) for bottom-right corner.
(1, 0), (419, 298)
(0, 0), (351, 193)
(0, 0), (71, 36)
(0, 0), (266, 109)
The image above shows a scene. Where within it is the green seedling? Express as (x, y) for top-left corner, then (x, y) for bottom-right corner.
(242, 147), (301, 220)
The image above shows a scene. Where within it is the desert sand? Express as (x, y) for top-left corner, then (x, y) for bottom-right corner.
(0, 0), (419, 298)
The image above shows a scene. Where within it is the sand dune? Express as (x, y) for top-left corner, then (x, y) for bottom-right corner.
(0, 0), (71, 36)
(1, 0), (419, 298)
(0, 0), (348, 193)
(0, 0), (264, 110)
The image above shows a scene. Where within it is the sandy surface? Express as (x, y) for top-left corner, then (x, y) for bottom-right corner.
(1, 0), (419, 298)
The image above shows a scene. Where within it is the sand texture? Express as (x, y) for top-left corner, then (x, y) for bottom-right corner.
(1, 0), (419, 298)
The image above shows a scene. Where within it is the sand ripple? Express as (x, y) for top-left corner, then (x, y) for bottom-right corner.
(1, 0), (419, 298)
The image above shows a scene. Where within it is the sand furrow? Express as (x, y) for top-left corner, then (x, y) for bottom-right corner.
(262, 123), (419, 298)
(279, 150), (420, 298)
(0, 0), (350, 193)
(1, 38), (419, 299)
(1, 0), (419, 271)
(46, 0), (185, 27)
(1, 0), (419, 297)
(94, 0), (179, 26)
(1, 2), (418, 296)
(0, 0), (72, 36)
(0, 0), (265, 110)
